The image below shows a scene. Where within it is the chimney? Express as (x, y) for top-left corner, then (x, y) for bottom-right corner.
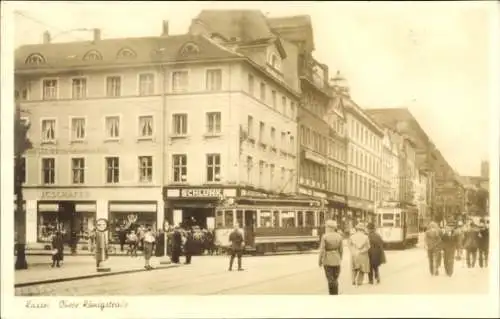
(161, 20), (169, 36)
(93, 28), (101, 41)
(43, 31), (51, 44)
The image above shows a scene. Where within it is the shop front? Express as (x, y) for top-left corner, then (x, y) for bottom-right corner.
(21, 187), (163, 246)
(326, 194), (348, 230)
(347, 197), (375, 230)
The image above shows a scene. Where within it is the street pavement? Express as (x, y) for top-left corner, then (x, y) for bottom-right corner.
(15, 245), (489, 296)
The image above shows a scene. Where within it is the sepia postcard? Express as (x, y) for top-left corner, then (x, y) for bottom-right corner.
(1, 1), (499, 318)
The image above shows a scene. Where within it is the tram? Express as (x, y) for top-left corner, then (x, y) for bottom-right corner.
(214, 198), (327, 254)
(375, 202), (419, 248)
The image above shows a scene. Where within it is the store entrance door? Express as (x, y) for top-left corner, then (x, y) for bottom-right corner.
(181, 207), (213, 230)
(58, 201), (77, 251)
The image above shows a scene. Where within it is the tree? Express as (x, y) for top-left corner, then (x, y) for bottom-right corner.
(14, 102), (32, 270)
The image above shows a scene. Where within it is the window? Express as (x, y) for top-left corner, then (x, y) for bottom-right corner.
(247, 156), (253, 183)
(83, 50), (102, 61)
(206, 69), (222, 91)
(290, 102), (296, 119)
(270, 54), (281, 71)
(138, 115), (153, 138)
(71, 158), (85, 184)
(290, 136), (295, 153)
(248, 74), (254, 95)
(105, 157), (119, 184)
(138, 156), (153, 183)
(172, 114), (188, 136)
(260, 82), (266, 101)
(21, 81), (31, 101)
(270, 164), (275, 188)
(272, 90), (277, 108)
(305, 211), (315, 227)
(271, 127), (276, 147)
(281, 167), (285, 185)
(26, 53), (45, 65)
(139, 73), (155, 96)
(41, 158), (55, 185)
(281, 132), (286, 150)
(41, 119), (56, 142)
(105, 116), (120, 139)
(281, 96), (287, 115)
(173, 155), (187, 182)
(72, 78), (86, 99)
(206, 112), (221, 134)
(259, 161), (265, 186)
(19, 157), (26, 184)
(106, 76), (121, 97)
(281, 211), (295, 228)
(43, 79), (58, 100)
(172, 71), (188, 92)
(247, 116), (254, 139)
(259, 122), (265, 144)
(206, 154), (221, 182)
(71, 117), (86, 141)
(117, 48), (136, 59)
(260, 211), (272, 227)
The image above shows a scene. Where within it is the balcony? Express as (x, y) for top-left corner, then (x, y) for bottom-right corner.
(299, 55), (330, 94)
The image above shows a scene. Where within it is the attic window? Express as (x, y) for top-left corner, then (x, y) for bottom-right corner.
(180, 43), (199, 56)
(269, 53), (281, 71)
(25, 53), (46, 65)
(117, 48), (136, 59)
(83, 50), (102, 61)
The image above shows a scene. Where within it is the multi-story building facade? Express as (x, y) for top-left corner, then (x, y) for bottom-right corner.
(336, 79), (384, 226)
(15, 14), (300, 245)
(380, 129), (399, 203)
(266, 15), (348, 224)
(414, 170), (430, 227)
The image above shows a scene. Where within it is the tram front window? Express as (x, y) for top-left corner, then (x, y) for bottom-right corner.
(260, 211), (272, 227)
(281, 211), (295, 228)
(224, 210), (234, 227)
(305, 211), (315, 227)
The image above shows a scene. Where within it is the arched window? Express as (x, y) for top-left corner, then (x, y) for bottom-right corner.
(25, 53), (46, 65)
(117, 48), (136, 59)
(179, 42), (200, 56)
(83, 50), (103, 61)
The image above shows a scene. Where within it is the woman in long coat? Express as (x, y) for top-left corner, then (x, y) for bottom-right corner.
(51, 230), (65, 268)
(171, 226), (183, 264)
(349, 223), (371, 286)
(366, 223), (386, 284)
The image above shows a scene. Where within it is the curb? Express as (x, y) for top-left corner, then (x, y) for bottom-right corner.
(15, 263), (180, 288)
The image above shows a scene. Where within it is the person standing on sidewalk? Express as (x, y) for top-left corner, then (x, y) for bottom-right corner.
(143, 227), (156, 270)
(228, 224), (244, 271)
(318, 220), (343, 295)
(348, 223), (370, 286)
(127, 229), (138, 257)
(464, 220), (479, 268)
(184, 229), (195, 265)
(477, 219), (489, 268)
(171, 225), (183, 264)
(424, 221), (442, 276)
(366, 222), (386, 284)
(454, 221), (465, 261)
(51, 230), (64, 268)
(440, 222), (459, 277)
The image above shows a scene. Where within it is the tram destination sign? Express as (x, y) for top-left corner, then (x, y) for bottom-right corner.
(180, 188), (223, 198)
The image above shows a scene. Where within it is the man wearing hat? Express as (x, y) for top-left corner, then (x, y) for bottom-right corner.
(477, 219), (489, 268)
(348, 222), (371, 286)
(440, 221), (459, 276)
(318, 220), (344, 295)
(366, 222), (386, 284)
(464, 219), (480, 268)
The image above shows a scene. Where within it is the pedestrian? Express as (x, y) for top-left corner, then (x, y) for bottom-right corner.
(464, 220), (479, 268)
(118, 223), (128, 253)
(366, 222), (386, 284)
(228, 224), (244, 271)
(184, 230), (195, 264)
(171, 225), (182, 264)
(440, 222), (459, 277)
(205, 229), (215, 255)
(127, 229), (138, 257)
(424, 221), (442, 276)
(318, 220), (343, 295)
(477, 219), (489, 268)
(51, 230), (64, 268)
(348, 223), (370, 286)
(454, 221), (465, 261)
(143, 227), (155, 270)
(88, 228), (96, 253)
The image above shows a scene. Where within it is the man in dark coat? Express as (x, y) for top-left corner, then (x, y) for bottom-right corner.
(170, 226), (183, 264)
(228, 224), (244, 271)
(51, 231), (65, 268)
(424, 221), (442, 276)
(366, 223), (386, 284)
(184, 230), (195, 264)
(464, 220), (480, 268)
(477, 220), (489, 268)
(440, 222), (459, 276)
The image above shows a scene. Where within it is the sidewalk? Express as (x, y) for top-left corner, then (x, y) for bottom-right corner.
(15, 255), (179, 287)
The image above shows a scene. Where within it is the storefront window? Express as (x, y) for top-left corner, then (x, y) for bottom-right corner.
(236, 210), (244, 227)
(260, 210), (272, 227)
(37, 212), (58, 242)
(109, 212), (156, 243)
(224, 210), (234, 227)
(281, 211), (295, 228)
(297, 211), (304, 227)
(273, 211), (280, 227)
(305, 211), (315, 227)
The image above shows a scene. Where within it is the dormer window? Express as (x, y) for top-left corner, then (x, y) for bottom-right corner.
(179, 43), (200, 56)
(83, 50), (102, 61)
(269, 53), (281, 71)
(117, 48), (136, 59)
(25, 53), (46, 65)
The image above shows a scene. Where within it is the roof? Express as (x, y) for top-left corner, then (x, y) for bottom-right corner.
(266, 15), (315, 52)
(15, 34), (239, 72)
(194, 10), (275, 43)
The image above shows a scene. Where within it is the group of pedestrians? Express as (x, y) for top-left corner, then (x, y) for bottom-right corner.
(425, 218), (489, 277)
(318, 220), (386, 295)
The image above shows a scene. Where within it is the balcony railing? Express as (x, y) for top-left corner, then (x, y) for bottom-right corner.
(299, 55), (329, 91)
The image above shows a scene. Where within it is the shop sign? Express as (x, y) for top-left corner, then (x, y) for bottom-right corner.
(240, 189), (268, 197)
(180, 188), (223, 198)
(330, 195), (346, 203)
(40, 190), (90, 200)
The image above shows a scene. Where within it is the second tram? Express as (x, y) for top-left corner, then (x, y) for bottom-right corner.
(375, 202), (419, 248)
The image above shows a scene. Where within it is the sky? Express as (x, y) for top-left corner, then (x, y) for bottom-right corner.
(7, 1), (496, 176)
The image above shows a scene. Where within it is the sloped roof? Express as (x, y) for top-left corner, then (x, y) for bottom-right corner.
(266, 15), (315, 52)
(15, 34), (239, 71)
(194, 10), (275, 43)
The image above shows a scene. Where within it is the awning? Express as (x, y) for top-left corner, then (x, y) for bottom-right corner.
(109, 203), (157, 213)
